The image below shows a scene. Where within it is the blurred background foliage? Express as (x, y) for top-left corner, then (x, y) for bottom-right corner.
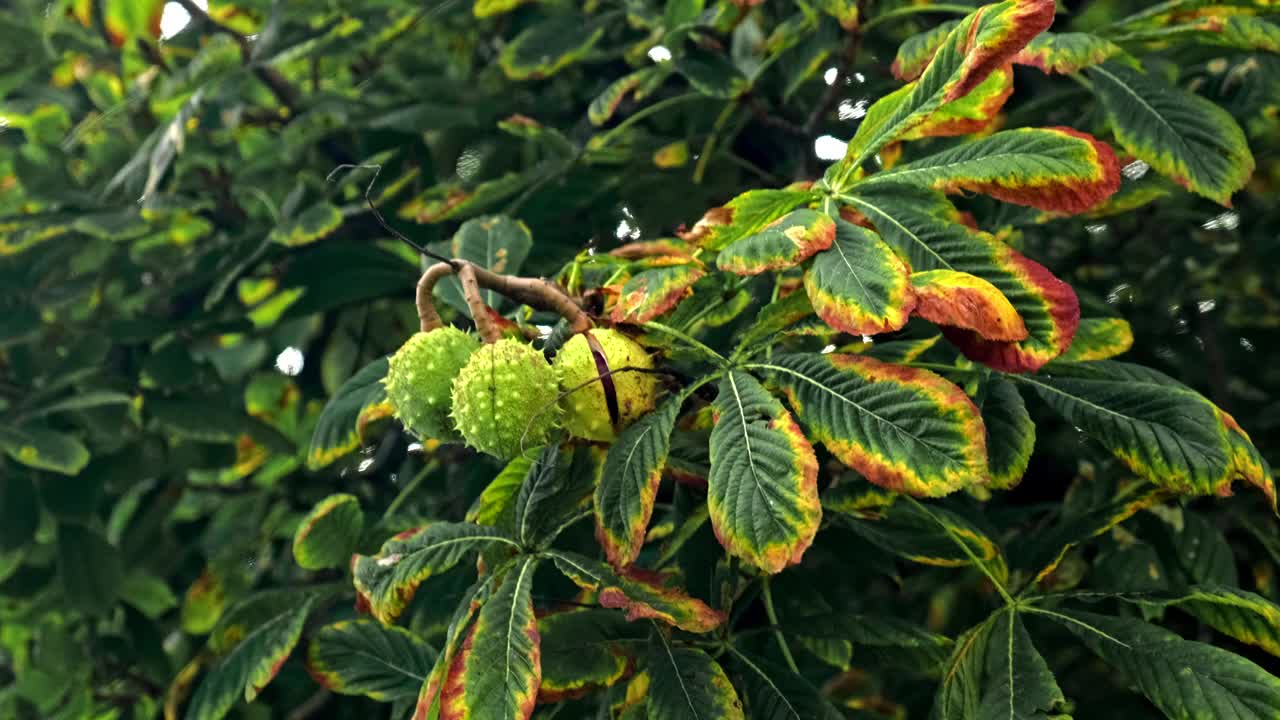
(0, 0), (1278, 718)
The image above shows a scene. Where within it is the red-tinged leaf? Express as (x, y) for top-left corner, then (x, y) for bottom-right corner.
(1086, 62), (1254, 206)
(716, 209), (836, 276)
(306, 619), (436, 701)
(892, 20), (960, 81)
(910, 269), (1028, 342)
(352, 523), (520, 624)
(709, 372), (822, 573)
(1221, 410), (1276, 513)
(679, 189), (815, 251)
(1059, 317), (1133, 362)
(413, 578), (490, 720)
(901, 65), (1013, 141)
(595, 394), (686, 568)
(440, 557), (541, 720)
(1013, 31), (1126, 74)
(1017, 362), (1274, 505)
(843, 0), (1055, 169)
(845, 185), (1080, 372)
(757, 353), (988, 497)
(608, 239), (696, 261)
(804, 220), (915, 336)
(646, 637), (745, 720)
(940, 242), (1079, 371)
(610, 264), (706, 324)
(861, 127), (1122, 214)
(550, 551), (725, 633)
(537, 609), (644, 703)
(186, 600), (314, 720)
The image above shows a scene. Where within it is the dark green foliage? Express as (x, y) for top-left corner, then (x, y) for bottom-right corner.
(2, 1), (1279, 719)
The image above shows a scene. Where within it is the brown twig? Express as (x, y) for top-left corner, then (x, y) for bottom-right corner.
(415, 261), (593, 336)
(458, 264), (499, 343)
(416, 262), (454, 332)
(467, 264), (593, 334)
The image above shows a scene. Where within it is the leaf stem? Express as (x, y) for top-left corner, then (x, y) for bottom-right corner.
(642, 322), (729, 366)
(761, 577), (800, 674)
(384, 461), (435, 518)
(595, 93), (706, 147)
(694, 100), (739, 184)
(903, 496), (1016, 607)
(860, 3), (975, 32)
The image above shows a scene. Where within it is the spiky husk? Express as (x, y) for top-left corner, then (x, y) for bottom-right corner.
(553, 328), (658, 442)
(451, 338), (561, 459)
(383, 327), (481, 444)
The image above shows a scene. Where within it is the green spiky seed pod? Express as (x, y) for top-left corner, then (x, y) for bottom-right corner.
(553, 328), (658, 442)
(383, 327), (481, 443)
(450, 338), (561, 459)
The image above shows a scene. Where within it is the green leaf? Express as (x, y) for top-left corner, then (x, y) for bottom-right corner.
(758, 353), (988, 497)
(1132, 586), (1280, 658)
(1016, 361), (1271, 500)
(307, 619), (436, 701)
(538, 609), (645, 702)
(730, 650), (844, 720)
(858, 127), (1120, 214)
(187, 599), (314, 720)
(400, 172), (534, 224)
(269, 203), (343, 247)
(307, 357), (392, 470)
(1058, 317), (1133, 362)
(716, 209), (836, 276)
(804, 219), (914, 336)
(21, 390), (133, 419)
(790, 613), (953, 672)
(647, 636), (745, 720)
(118, 571), (178, 619)
(665, 0), (705, 27)
(843, 0), (1056, 170)
(708, 371), (821, 573)
(0, 425), (90, 476)
(845, 184), (1079, 372)
(934, 617), (996, 720)
(57, 524), (123, 617)
(595, 393), (685, 568)
(0, 474), (39, 551)
(683, 188), (815, 252)
(549, 550), (724, 633)
(1086, 62), (1254, 205)
(977, 609), (1067, 720)
(1014, 485), (1167, 584)
(675, 49), (748, 99)
(103, 0), (163, 44)
(514, 442), (603, 548)
(352, 523), (520, 624)
(980, 376), (1035, 490)
(1045, 609), (1280, 720)
(1013, 31), (1126, 74)
(467, 454), (535, 532)
(611, 263), (707, 324)
(439, 556), (541, 720)
(293, 493), (364, 570)
(499, 15), (605, 80)
(828, 491), (1007, 582)
(430, 216), (534, 313)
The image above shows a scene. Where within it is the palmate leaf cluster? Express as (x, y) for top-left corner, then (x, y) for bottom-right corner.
(1, 0), (1280, 719)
